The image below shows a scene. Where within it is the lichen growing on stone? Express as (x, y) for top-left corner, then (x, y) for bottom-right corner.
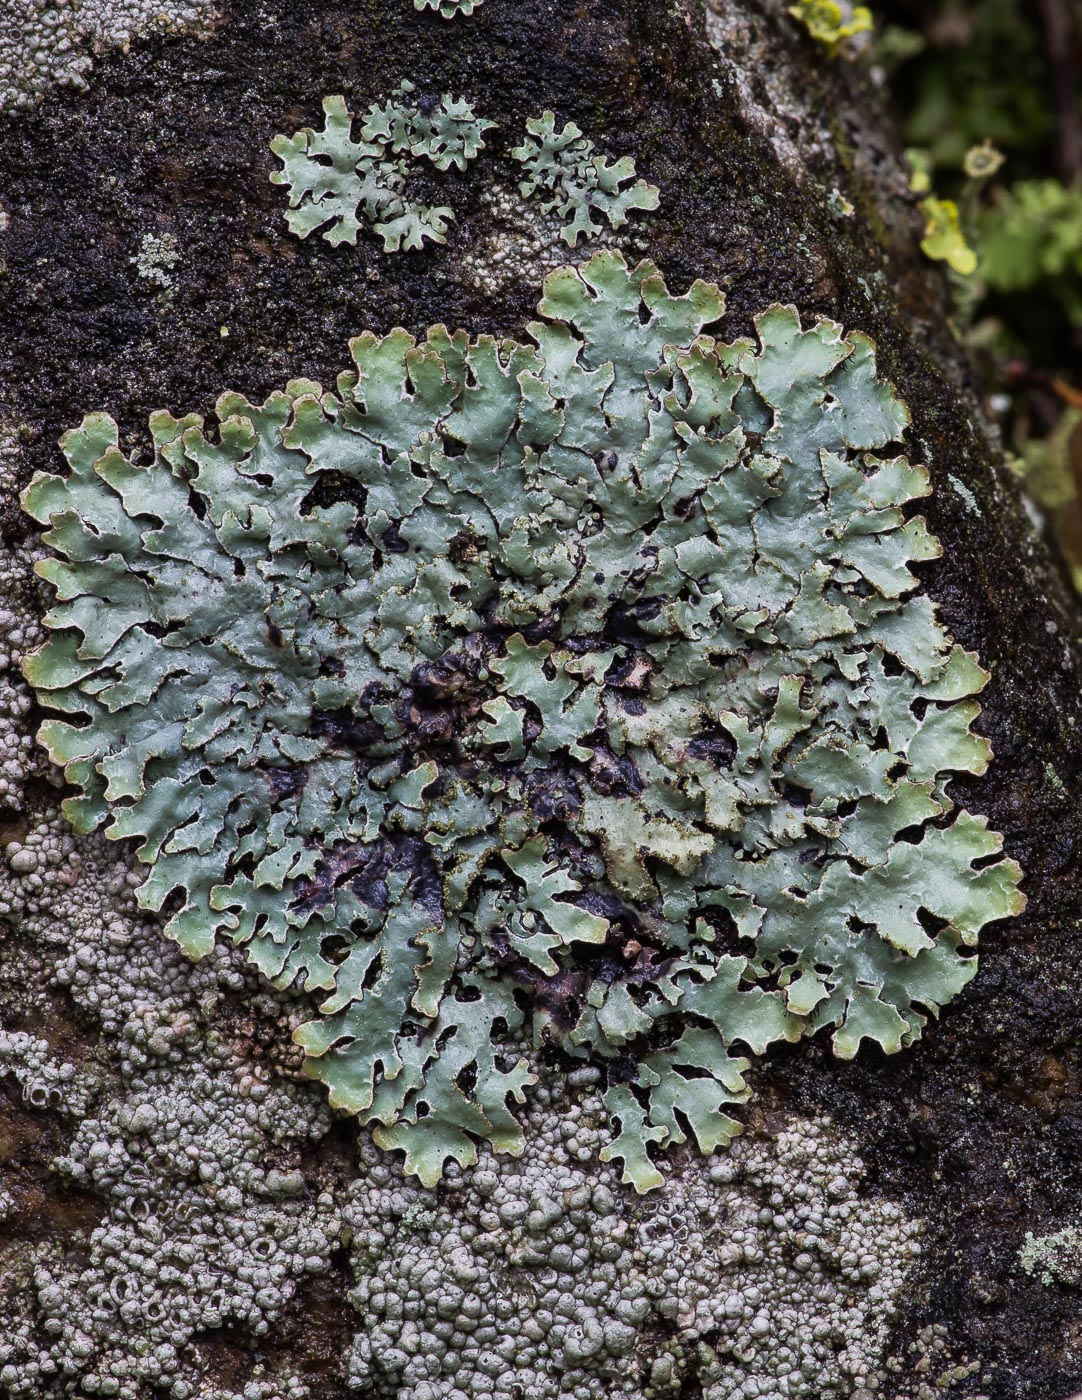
(343, 1105), (924, 1399)
(1021, 1224), (1082, 1288)
(0, 761), (925, 1400)
(270, 85), (494, 252)
(0, 818), (338, 1400)
(414, 0), (483, 16)
(0, 431), (44, 817)
(360, 80), (496, 172)
(22, 250), (1024, 1189)
(512, 114), (660, 247)
(0, 0), (219, 114)
(131, 232), (181, 291)
(0, 740), (928, 1399)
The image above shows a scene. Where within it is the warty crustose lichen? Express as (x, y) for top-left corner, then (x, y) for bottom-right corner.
(22, 251), (1024, 1189)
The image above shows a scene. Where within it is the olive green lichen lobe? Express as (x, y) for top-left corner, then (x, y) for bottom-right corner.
(22, 251), (1024, 1190)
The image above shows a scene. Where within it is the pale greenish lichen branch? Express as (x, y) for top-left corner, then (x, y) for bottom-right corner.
(22, 251), (1024, 1190)
(414, 0), (482, 16)
(270, 82), (494, 252)
(512, 113), (660, 246)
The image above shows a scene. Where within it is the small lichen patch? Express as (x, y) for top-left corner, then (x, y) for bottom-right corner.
(947, 473), (980, 518)
(270, 85), (494, 252)
(0, 0), (219, 114)
(512, 113), (660, 246)
(414, 0), (483, 15)
(1021, 1224), (1082, 1287)
(22, 251), (1024, 1189)
(459, 182), (579, 297)
(131, 232), (180, 292)
(359, 80), (496, 173)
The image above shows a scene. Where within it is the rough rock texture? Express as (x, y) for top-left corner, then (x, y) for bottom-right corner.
(0, 0), (1080, 1397)
(0, 0), (219, 115)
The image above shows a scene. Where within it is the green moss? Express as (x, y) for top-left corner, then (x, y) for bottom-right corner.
(978, 180), (1082, 315)
(23, 251), (1023, 1190)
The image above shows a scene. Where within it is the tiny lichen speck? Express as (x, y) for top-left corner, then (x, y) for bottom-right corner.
(22, 252), (1024, 1188)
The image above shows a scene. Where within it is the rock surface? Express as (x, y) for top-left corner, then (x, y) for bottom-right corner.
(0, 1), (1080, 1397)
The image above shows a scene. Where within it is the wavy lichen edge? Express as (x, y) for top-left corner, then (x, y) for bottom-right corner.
(22, 251), (1024, 1189)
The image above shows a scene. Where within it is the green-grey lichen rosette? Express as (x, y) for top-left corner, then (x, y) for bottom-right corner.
(22, 253), (1024, 1188)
